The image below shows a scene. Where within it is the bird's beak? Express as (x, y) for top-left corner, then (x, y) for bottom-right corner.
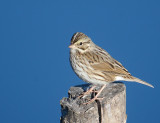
(69, 44), (76, 49)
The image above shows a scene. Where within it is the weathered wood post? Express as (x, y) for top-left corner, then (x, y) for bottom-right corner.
(60, 83), (127, 123)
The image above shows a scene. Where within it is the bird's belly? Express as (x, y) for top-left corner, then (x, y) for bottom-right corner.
(70, 57), (107, 85)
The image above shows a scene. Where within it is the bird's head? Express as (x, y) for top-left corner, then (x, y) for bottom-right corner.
(69, 32), (93, 53)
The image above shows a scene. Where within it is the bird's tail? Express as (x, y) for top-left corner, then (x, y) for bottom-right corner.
(124, 76), (154, 88)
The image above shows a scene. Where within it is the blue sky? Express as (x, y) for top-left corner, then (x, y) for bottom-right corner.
(0, 0), (160, 123)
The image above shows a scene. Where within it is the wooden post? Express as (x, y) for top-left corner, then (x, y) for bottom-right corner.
(60, 83), (127, 123)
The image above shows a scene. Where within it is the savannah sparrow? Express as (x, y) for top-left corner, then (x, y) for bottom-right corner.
(69, 32), (153, 104)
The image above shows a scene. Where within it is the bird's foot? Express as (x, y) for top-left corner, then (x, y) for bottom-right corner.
(78, 85), (96, 98)
(83, 85), (106, 105)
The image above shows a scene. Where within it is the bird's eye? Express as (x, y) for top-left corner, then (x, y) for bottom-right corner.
(80, 42), (83, 45)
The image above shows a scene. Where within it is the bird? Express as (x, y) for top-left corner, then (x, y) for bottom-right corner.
(69, 32), (154, 104)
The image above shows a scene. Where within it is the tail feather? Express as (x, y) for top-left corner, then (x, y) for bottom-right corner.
(124, 76), (154, 88)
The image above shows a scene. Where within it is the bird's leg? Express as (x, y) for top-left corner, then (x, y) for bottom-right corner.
(83, 84), (106, 105)
(78, 85), (96, 98)
(92, 90), (104, 100)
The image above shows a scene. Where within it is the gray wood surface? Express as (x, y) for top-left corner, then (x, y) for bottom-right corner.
(60, 83), (127, 123)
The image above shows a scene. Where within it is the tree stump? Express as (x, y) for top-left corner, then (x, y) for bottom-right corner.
(60, 83), (127, 123)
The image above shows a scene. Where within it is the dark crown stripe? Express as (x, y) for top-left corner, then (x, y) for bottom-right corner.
(71, 32), (88, 44)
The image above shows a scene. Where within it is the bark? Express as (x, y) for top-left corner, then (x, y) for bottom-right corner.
(60, 83), (127, 123)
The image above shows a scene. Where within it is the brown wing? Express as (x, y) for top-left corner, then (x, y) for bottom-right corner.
(91, 61), (130, 75)
(84, 49), (131, 76)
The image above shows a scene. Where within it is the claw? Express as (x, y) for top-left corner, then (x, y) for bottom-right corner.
(96, 97), (104, 100)
(78, 86), (96, 98)
(83, 85), (106, 105)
